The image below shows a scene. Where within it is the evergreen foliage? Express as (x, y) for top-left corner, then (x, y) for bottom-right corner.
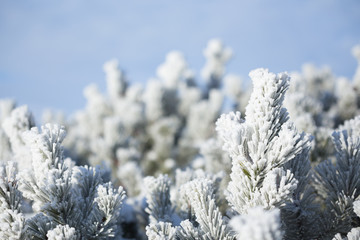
(1, 40), (360, 239)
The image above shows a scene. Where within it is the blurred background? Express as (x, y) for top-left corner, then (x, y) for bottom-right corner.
(0, 0), (359, 119)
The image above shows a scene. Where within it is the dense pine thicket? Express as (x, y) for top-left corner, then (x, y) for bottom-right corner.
(1, 40), (360, 239)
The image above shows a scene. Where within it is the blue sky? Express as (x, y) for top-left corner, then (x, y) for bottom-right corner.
(0, 0), (359, 120)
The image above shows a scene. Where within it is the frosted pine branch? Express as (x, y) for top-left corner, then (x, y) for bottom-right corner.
(0, 161), (25, 239)
(144, 175), (175, 224)
(104, 59), (127, 101)
(216, 69), (311, 214)
(230, 207), (283, 240)
(180, 178), (234, 240)
(46, 224), (79, 240)
(201, 39), (232, 90)
(19, 124), (72, 213)
(314, 116), (360, 237)
(2, 106), (35, 170)
(89, 183), (126, 238)
(333, 228), (360, 240)
(17, 124), (128, 239)
(146, 221), (177, 240)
